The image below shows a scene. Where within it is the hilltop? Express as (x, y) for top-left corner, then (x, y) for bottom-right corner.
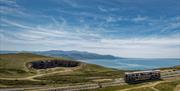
(0, 53), (124, 88)
(0, 50), (121, 59)
(0, 53), (179, 91)
(35, 50), (120, 59)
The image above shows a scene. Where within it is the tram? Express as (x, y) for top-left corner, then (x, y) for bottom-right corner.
(124, 70), (161, 83)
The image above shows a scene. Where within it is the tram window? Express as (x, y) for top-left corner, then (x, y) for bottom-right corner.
(126, 75), (128, 78)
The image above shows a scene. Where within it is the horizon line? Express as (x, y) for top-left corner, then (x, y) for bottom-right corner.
(1, 49), (180, 59)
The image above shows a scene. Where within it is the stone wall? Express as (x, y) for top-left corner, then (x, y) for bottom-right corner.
(29, 59), (80, 69)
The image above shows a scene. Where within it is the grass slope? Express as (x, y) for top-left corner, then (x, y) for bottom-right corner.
(35, 64), (123, 84)
(154, 79), (180, 91)
(0, 53), (58, 78)
(0, 53), (124, 87)
(83, 79), (180, 91)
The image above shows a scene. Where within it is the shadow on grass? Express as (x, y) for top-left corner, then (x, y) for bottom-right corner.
(126, 79), (163, 85)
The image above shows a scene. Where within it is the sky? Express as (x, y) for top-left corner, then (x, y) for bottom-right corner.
(0, 0), (180, 58)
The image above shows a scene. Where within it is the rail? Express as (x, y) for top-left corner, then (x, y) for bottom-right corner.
(0, 70), (179, 91)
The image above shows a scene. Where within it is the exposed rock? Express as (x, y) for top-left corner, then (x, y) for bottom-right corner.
(29, 59), (80, 69)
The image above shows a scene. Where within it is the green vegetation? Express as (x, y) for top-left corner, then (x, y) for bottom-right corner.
(83, 79), (180, 91)
(158, 65), (180, 70)
(0, 79), (47, 87)
(126, 87), (155, 91)
(35, 64), (124, 84)
(0, 53), (47, 77)
(126, 80), (180, 91)
(1, 53), (178, 91)
(0, 53), (76, 78)
(0, 53), (123, 87)
(154, 79), (180, 91)
(82, 83), (146, 91)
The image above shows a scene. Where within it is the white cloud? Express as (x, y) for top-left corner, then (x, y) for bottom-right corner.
(66, 37), (180, 58)
(0, 0), (17, 6)
(1, 18), (33, 29)
(2, 25), (179, 58)
(62, 0), (79, 8)
(106, 16), (117, 22)
(161, 22), (180, 32)
(0, 18), (101, 44)
(98, 6), (108, 12)
(1, 15), (180, 58)
(0, 0), (21, 14)
(101, 38), (180, 47)
(132, 15), (148, 22)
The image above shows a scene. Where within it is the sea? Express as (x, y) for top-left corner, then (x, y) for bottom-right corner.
(79, 58), (180, 70)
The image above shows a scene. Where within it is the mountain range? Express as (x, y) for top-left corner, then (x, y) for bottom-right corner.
(0, 50), (120, 59)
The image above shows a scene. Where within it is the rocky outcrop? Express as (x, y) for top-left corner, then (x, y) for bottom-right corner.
(29, 59), (80, 69)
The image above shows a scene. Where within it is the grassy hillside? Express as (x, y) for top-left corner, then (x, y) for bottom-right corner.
(158, 65), (180, 70)
(34, 64), (123, 84)
(83, 79), (180, 91)
(0, 53), (179, 90)
(0, 53), (65, 78)
(0, 53), (124, 88)
(0, 53), (49, 69)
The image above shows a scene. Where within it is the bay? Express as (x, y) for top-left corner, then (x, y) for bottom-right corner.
(80, 58), (180, 70)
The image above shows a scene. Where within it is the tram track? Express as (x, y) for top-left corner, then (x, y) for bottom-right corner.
(0, 70), (179, 91)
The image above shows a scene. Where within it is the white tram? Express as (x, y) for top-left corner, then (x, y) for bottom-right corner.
(124, 70), (161, 83)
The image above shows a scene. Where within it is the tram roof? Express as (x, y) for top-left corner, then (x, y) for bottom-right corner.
(125, 70), (160, 74)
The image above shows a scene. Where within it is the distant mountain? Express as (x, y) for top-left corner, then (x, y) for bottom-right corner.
(0, 50), (18, 54)
(35, 50), (120, 59)
(0, 50), (121, 59)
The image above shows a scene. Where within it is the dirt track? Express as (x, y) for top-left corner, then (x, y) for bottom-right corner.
(0, 69), (179, 91)
(119, 81), (161, 91)
(174, 84), (180, 91)
(119, 77), (180, 91)
(0, 63), (84, 81)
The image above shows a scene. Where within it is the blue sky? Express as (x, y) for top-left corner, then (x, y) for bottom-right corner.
(0, 0), (180, 58)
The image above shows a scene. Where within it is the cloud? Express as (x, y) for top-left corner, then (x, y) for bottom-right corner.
(100, 37), (180, 48)
(161, 22), (180, 32)
(57, 0), (89, 8)
(1, 16), (180, 58)
(105, 16), (117, 22)
(62, 0), (79, 8)
(0, 18), (101, 44)
(72, 36), (180, 58)
(98, 6), (108, 12)
(0, 0), (179, 58)
(1, 18), (33, 29)
(0, 0), (29, 17)
(98, 5), (119, 12)
(0, 0), (18, 6)
(132, 15), (148, 22)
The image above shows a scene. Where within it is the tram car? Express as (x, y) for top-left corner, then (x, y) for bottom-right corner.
(124, 70), (161, 83)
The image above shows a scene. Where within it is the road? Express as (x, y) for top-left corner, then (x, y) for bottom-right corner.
(0, 70), (180, 91)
